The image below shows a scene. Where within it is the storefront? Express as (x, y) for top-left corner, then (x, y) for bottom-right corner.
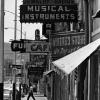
(48, 38), (100, 100)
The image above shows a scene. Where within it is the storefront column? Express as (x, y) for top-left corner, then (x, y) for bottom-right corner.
(90, 54), (98, 100)
(98, 51), (100, 100)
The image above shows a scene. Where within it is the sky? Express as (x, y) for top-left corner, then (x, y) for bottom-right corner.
(4, 0), (43, 43)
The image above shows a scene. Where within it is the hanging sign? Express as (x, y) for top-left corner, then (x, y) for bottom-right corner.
(11, 40), (25, 52)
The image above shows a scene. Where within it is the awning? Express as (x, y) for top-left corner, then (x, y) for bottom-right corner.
(43, 70), (54, 76)
(92, 9), (100, 18)
(92, 27), (100, 36)
(52, 38), (100, 74)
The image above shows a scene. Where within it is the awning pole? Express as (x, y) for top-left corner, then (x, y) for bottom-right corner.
(88, 59), (90, 100)
(98, 52), (100, 100)
(84, 0), (92, 100)
(88, 0), (92, 100)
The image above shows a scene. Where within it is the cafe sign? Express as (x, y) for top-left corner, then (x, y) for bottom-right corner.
(25, 41), (50, 53)
(20, 4), (78, 23)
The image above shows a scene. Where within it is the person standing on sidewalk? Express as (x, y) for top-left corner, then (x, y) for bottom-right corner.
(27, 86), (35, 100)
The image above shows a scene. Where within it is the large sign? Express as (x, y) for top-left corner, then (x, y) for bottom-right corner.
(51, 32), (86, 60)
(25, 41), (50, 53)
(20, 4), (78, 23)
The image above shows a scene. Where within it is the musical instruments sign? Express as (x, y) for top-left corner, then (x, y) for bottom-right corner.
(20, 4), (78, 23)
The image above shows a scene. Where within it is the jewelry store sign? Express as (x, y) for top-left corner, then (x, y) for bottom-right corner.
(30, 54), (47, 67)
(20, 4), (78, 23)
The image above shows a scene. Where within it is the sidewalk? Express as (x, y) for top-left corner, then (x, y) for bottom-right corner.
(21, 93), (48, 100)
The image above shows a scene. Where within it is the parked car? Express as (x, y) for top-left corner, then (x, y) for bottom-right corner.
(4, 89), (12, 100)
(4, 82), (13, 100)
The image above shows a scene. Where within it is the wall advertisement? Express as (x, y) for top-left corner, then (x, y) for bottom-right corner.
(51, 32), (86, 60)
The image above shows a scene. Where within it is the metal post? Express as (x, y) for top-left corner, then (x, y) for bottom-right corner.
(13, 0), (17, 100)
(14, 0), (17, 41)
(21, 23), (22, 39)
(84, 0), (91, 100)
(21, 23), (26, 39)
(48, 23), (52, 70)
(12, 68), (16, 100)
(88, 0), (92, 100)
(0, 0), (4, 99)
(19, 22), (22, 100)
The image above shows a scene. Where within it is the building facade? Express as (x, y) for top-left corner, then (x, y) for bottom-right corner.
(50, 0), (100, 100)
(19, 0), (100, 100)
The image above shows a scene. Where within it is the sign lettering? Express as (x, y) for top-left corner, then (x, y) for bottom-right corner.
(26, 5), (71, 12)
(11, 40), (25, 52)
(51, 32), (86, 60)
(20, 5), (78, 23)
(30, 54), (47, 67)
(25, 41), (50, 53)
(23, 0), (72, 5)
(42, 23), (55, 36)
(28, 67), (44, 75)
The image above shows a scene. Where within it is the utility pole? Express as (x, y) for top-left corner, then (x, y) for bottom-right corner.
(13, 0), (17, 100)
(0, 0), (4, 99)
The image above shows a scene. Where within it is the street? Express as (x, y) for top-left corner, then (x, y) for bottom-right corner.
(21, 93), (48, 100)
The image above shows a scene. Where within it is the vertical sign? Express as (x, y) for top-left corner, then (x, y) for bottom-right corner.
(42, 23), (55, 36)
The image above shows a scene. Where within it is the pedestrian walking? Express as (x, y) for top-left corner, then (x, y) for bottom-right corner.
(16, 89), (20, 100)
(27, 86), (35, 100)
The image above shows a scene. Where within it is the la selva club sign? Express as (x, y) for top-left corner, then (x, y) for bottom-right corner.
(20, 4), (78, 23)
